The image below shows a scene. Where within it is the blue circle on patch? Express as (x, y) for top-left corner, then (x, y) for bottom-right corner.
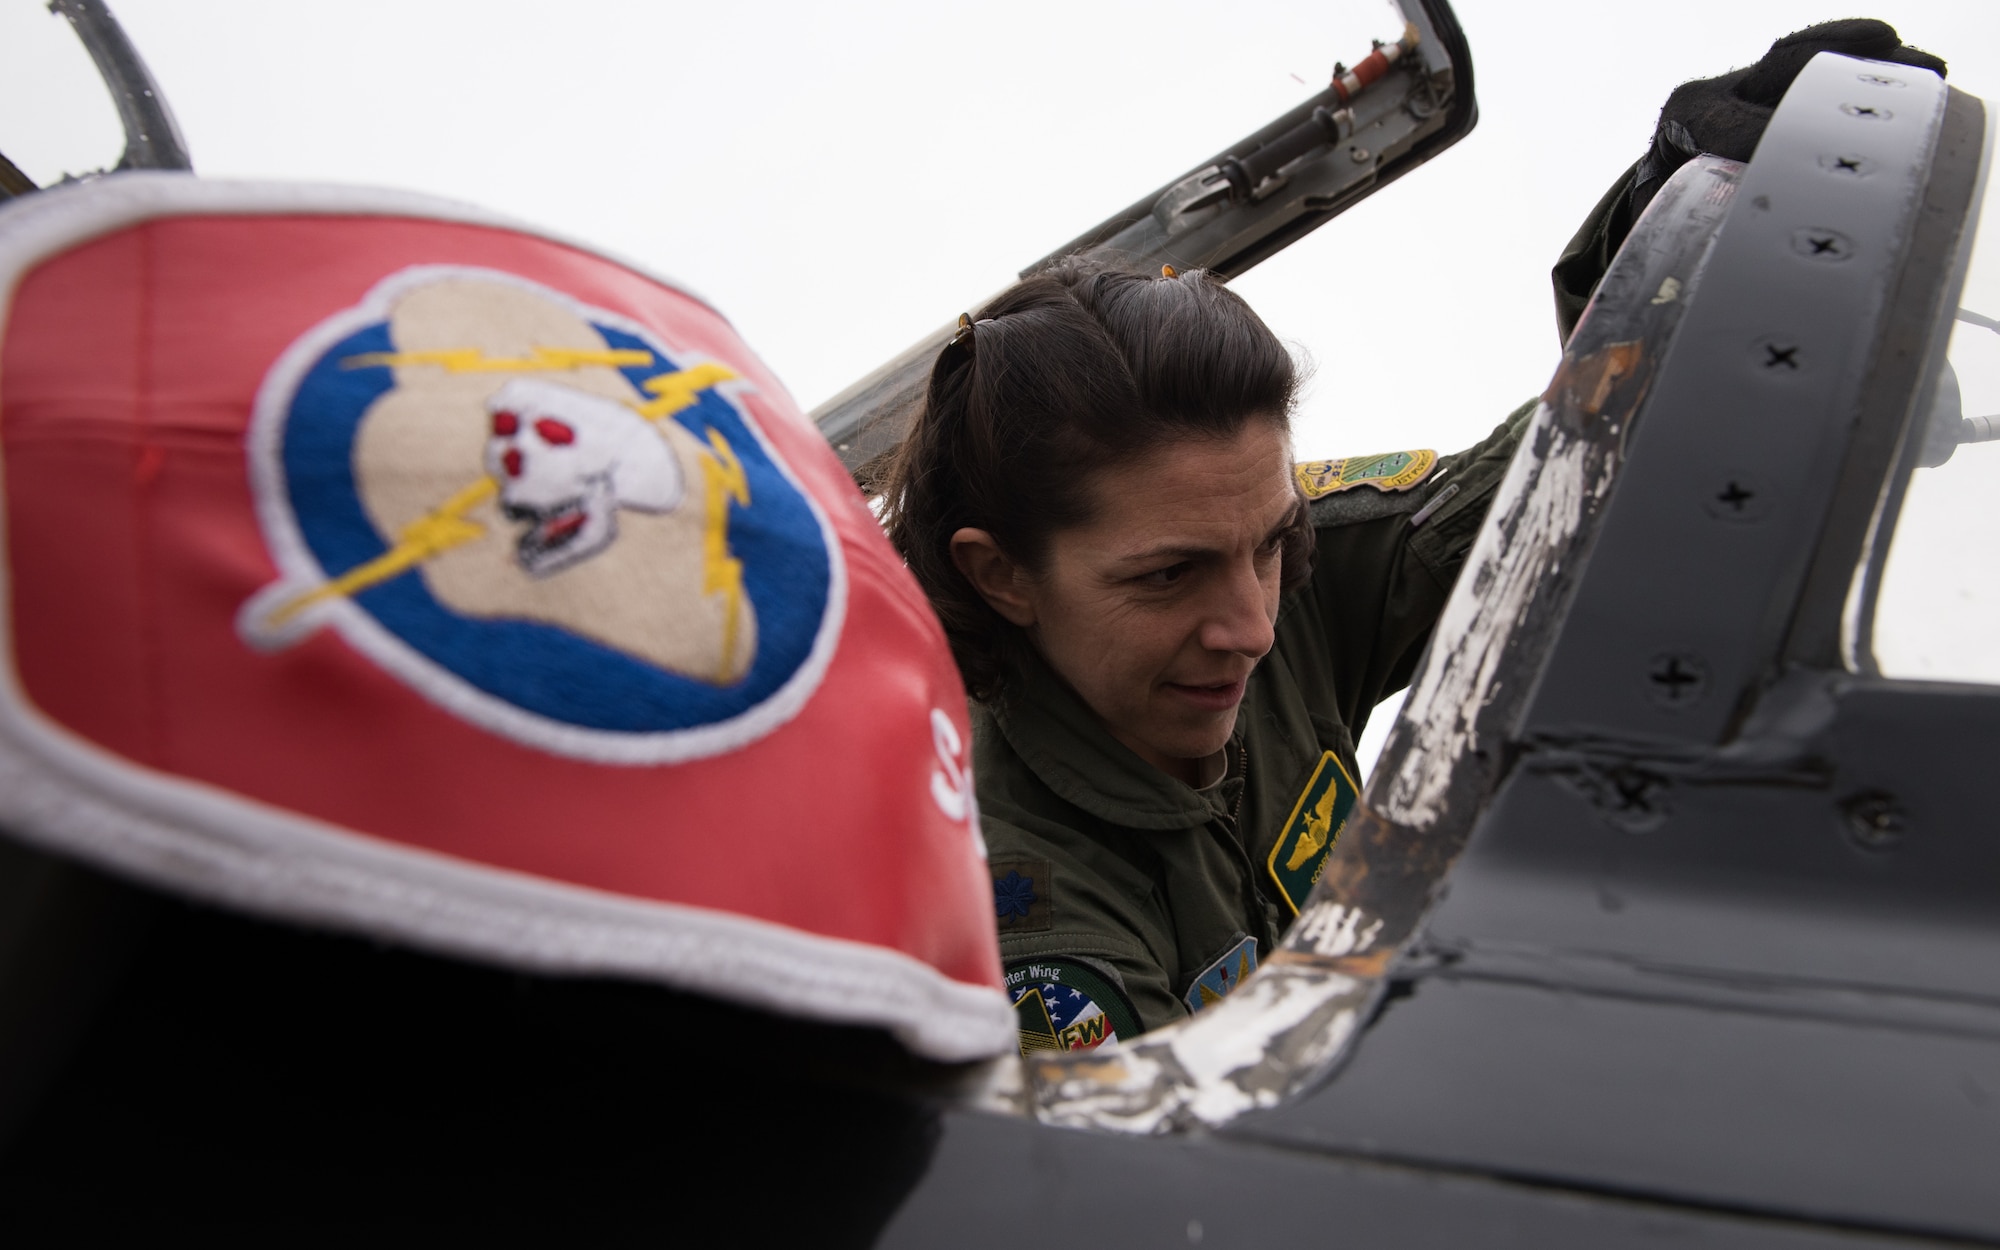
(240, 266), (844, 764)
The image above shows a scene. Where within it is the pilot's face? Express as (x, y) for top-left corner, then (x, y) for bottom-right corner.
(1026, 419), (1297, 786)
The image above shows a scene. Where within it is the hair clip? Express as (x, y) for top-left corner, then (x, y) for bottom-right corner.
(947, 313), (998, 352)
(1160, 264), (1179, 279)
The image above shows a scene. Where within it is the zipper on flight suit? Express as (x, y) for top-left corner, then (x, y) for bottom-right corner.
(1205, 735), (1283, 955)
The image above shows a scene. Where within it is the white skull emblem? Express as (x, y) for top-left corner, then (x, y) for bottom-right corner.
(483, 377), (685, 576)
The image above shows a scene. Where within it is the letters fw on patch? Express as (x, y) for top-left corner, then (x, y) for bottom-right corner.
(237, 266), (842, 764)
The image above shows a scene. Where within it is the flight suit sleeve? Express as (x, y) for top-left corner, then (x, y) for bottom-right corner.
(1552, 163), (1641, 346)
(999, 927), (1184, 1046)
(1303, 398), (1536, 738)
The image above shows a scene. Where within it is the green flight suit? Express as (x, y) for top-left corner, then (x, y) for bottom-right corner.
(980, 402), (1533, 1049)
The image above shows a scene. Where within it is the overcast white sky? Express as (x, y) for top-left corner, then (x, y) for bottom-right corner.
(2, 0), (1995, 768)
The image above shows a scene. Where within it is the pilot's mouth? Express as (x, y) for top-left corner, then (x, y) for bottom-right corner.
(508, 499), (589, 560)
(1164, 677), (1248, 712)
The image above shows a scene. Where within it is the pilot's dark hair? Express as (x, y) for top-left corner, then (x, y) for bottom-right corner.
(882, 258), (1308, 702)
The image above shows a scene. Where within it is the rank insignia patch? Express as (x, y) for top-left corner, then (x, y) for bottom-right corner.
(991, 859), (1052, 933)
(1005, 957), (1141, 1057)
(1268, 751), (1359, 915)
(237, 266), (843, 764)
(1184, 934), (1258, 1012)
(1295, 449), (1438, 498)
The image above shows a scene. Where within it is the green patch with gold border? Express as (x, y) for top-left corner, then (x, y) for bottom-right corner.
(1295, 449), (1438, 498)
(1267, 751), (1359, 915)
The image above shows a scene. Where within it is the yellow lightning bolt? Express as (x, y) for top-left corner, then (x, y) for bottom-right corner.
(267, 476), (496, 627)
(700, 427), (751, 682)
(636, 364), (736, 419)
(341, 346), (656, 373)
(259, 363), (739, 629)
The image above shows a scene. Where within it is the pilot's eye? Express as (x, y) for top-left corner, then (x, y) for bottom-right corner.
(534, 418), (576, 446)
(491, 410), (519, 436)
(1139, 563), (1191, 587)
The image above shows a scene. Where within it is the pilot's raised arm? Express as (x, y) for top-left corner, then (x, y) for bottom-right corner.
(880, 259), (1529, 1048)
(1553, 19), (1946, 346)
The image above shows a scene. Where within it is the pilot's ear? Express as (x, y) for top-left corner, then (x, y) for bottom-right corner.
(950, 528), (1036, 627)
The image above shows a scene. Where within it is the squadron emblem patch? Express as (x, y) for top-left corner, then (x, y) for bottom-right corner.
(1267, 751), (1359, 915)
(238, 266), (842, 763)
(1005, 957), (1141, 1057)
(1184, 934), (1258, 1012)
(1295, 449), (1438, 498)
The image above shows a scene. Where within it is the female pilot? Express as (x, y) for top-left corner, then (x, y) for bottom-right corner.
(883, 261), (1527, 1049)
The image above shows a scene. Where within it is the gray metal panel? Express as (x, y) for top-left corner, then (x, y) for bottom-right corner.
(1214, 60), (2000, 1244)
(1229, 975), (2000, 1242)
(1522, 54), (1950, 745)
(1412, 700), (2000, 1004)
(886, 1104), (1940, 1249)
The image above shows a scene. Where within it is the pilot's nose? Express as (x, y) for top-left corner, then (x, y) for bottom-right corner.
(1199, 558), (1277, 659)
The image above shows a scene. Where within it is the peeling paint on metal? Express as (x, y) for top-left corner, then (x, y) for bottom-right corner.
(1032, 964), (1362, 1133)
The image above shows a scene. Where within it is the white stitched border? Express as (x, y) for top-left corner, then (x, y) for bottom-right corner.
(0, 730), (1014, 1060)
(0, 172), (730, 322)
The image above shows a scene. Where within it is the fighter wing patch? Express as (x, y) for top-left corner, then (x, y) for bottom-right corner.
(1005, 957), (1141, 1057)
(1295, 449), (1438, 498)
(1184, 934), (1258, 1013)
(1267, 751), (1359, 915)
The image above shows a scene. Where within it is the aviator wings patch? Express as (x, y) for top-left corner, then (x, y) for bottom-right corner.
(1267, 751), (1359, 915)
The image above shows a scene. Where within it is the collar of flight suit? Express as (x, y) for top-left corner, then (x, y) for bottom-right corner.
(986, 644), (1238, 833)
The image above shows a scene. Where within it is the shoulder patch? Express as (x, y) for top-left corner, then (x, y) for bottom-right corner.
(1267, 751), (1359, 915)
(1005, 957), (1141, 1056)
(1295, 449), (1438, 499)
(991, 858), (1052, 934)
(1183, 934), (1258, 1013)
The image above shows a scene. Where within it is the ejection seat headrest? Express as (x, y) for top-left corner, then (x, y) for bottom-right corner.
(0, 174), (1009, 1062)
